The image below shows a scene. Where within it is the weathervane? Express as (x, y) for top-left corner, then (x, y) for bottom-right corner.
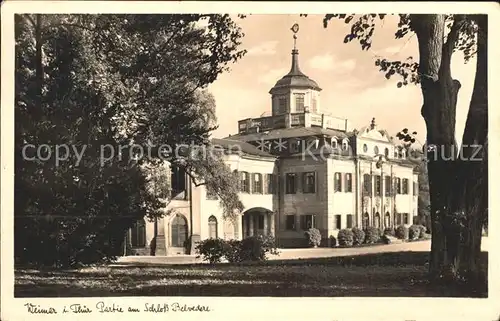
(291, 23), (299, 49)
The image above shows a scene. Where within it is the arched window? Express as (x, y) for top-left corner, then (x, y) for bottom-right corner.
(208, 215), (218, 239)
(362, 212), (370, 229)
(385, 212), (391, 228)
(374, 212), (380, 229)
(363, 144), (368, 153)
(374, 146), (379, 155)
(342, 139), (349, 151)
(394, 149), (399, 158)
(171, 214), (188, 247)
(331, 138), (338, 149)
(384, 147), (389, 157)
(401, 148), (407, 158)
(131, 218), (146, 247)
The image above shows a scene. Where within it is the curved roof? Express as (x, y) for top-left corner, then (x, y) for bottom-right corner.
(269, 49), (322, 94)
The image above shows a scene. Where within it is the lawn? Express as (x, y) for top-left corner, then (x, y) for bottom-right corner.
(15, 251), (488, 298)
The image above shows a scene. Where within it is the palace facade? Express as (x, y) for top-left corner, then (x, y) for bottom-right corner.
(126, 35), (419, 255)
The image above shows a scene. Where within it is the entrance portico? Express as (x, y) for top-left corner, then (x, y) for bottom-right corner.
(242, 207), (275, 238)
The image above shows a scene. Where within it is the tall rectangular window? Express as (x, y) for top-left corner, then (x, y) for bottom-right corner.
(301, 214), (316, 230)
(413, 182), (418, 196)
(396, 177), (402, 194)
(278, 97), (287, 114)
(363, 174), (372, 196)
(266, 174), (274, 194)
(402, 178), (409, 194)
(312, 97), (317, 113)
(171, 166), (187, 199)
(240, 172), (250, 193)
(385, 176), (391, 196)
(303, 172), (316, 193)
(403, 213), (409, 225)
(295, 94), (305, 113)
(345, 173), (353, 192)
(346, 214), (353, 228)
(285, 173), (297, 194)
(334, 172), (342, 192)
(375, 175), (382, 196)
(252, 173), (262, 194)
(285, 215), (296, 230)
(334, 215), (342, 230)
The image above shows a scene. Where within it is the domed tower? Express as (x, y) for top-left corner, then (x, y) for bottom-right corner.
(269, 23), (322, 118)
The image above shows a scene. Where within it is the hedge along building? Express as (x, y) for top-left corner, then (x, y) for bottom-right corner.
(126, 24), (419, 255)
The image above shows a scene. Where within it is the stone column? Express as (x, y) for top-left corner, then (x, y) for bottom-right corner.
(263, 213), (268, 236)
(249, 214), (254, 236)
(269, 212), (275, 237)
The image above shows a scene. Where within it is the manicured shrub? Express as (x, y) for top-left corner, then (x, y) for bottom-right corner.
(337, 229), (354, 247)
(224, 239), (242, 263)
(364, 226), (381, 244)
(383, 227), (395, 236)
(238, 235), (279, 262)
(329, 235), (337, 247)
(305, 228), (322, 247)
(195, 238), (227, 264)
(381, 234), (392, 244)
(418, 225), (427, 238)
(351, 227), (365, 245)
(409, 225), (421, 240)
(395, 225), (409, 240)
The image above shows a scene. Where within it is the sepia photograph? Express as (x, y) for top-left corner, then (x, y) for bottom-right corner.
(1, 1), (499, 320)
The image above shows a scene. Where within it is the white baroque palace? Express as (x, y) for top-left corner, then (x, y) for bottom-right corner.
(126, 31), (418, 255)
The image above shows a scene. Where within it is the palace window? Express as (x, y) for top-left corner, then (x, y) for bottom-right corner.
(252, 173), (263, 194)
(285, 173), (297, 194)
(285, 215), (296, 230)
(402, 178), (409, 194)
(385, 176), (391, 196)
(342, 139), (349, 151)
(362, 212), (370, 229)
(396, 213), (403, 225)
(346, 214), (353, 228)
(171, 214), (188, 248)
(375, 175), (382, 196)
(363, 174), (371, 196)
(363, 144), (368, 153)
(240, 171), (250, 193)
(301, 214), (316, 230)
(334, 172), (342, 192)
(374, 146), (379, 155)
(413, 182), (418, 196)
(374, 212), (381, 228)
(278, 97), (287, 114)
(312, 97), (318, 112)
(334, 215), (342, 230)
(266, 174), (275, 194)
(131, 218), (146, 247)
(396, 177), (402, 194)
(303, 172), (316, 193)
(171, 166), (187, 199)
(345, 173), (353, 192)
(330, 138), (338, 149)
(385, 147), (389, 157)
(295, 93), (305, 113)
(208, 215), (218, 239)
(403, 213), (409, 225)
(290, 139), (302, 153)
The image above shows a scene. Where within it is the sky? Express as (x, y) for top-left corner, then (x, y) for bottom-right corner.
(207, 14), (477, 147)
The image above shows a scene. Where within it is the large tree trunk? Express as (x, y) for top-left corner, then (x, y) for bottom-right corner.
(454, 14), (488, 283)
(411, 14), (463, 279)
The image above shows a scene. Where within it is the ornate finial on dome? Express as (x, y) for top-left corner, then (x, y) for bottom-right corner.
(291, 23), (299, 50)
(370, 117), (376, 129)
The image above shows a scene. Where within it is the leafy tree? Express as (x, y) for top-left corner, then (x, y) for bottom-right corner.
(15, 14), (245, 267)
(318, 14), (487, 283)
